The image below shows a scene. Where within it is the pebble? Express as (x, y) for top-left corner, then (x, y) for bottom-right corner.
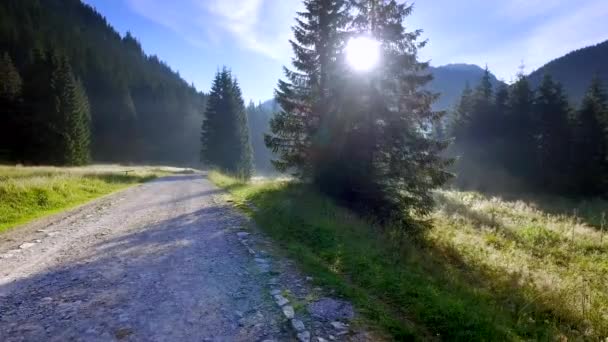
(274, 294), (289, 306)
(330, 321), (349, 331)
(297, 331), (311, 342)
(254, 257), (269, 264)
(270, 289), (281, 296)
(236, 232), (250, 238)
(291, 319), (305, 332)
(317, 338), (328, 342)
(282, 305), (295, 319)
(19, 242), (37, 249)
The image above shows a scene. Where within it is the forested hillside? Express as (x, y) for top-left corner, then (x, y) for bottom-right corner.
(528, 39), (608, 105)
(0, 0), (206, 164)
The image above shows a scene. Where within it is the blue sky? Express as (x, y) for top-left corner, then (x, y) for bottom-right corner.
(82, 0), (608, 102)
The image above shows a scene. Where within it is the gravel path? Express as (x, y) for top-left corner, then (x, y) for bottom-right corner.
(0, 174), (293, 341)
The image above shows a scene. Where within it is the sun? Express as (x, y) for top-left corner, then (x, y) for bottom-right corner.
(345, 36), (381, 72)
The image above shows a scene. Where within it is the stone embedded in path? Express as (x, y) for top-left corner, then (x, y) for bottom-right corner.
(270, 289), (281, 296)
(291, 319), (305, 332)
(254, 257), (269, 264)
(237, 232), (250, 238)
(274, 294), (289, 306)
(330, 321), (349, 332)
(282, 305), (295, 319)
(297, 331), (311, 342)
(19, 242), (37, 249)
(308, 298), (354, 322)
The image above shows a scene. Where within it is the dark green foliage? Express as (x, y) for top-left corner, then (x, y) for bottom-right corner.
(266, 0), (350, 178)
(571, 76), (608, 195)
(533, 75), (571, 192)
(267, 0), (451, 222)
(201, 68), (253, 179)
(0, 52), (22, 160)
(0, 0), (205, 164)
(11, 50), (91, 165)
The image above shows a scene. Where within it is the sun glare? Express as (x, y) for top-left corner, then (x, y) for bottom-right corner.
(345, 37), (380, 72)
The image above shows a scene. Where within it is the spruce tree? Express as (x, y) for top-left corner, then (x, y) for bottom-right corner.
(265, 0), (350, 178)
(533, 74), (571, 192)
(450, 82), (473, 141)
(201, 68), (253, 179)
(47, 56), (91, 165)
(505, 73), (536, 184)
(572, 76), (608, 195)
(335, 0), (451, 220)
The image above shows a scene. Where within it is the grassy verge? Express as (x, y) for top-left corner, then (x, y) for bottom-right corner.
(210, 171), (608, 341)
(0, 165), (179, 232)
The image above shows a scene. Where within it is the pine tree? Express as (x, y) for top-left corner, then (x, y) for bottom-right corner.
(265, 0), (350, 178)
(572, 76), (608, 195)
(533, 74), (571, 192)
(201, 68), (253, 179)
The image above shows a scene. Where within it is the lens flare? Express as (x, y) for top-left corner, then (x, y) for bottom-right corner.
(345, 37), (381, 71)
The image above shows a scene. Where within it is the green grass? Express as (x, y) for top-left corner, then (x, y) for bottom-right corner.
(0, 165), (183, 232)
(210, 171), (608, 341)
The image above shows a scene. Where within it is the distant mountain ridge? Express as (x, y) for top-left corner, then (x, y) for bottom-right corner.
(428, 64), (503, 110)
(528, 39), (608, 105)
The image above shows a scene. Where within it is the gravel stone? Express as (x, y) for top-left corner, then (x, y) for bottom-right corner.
(291, 319), (306, 332)
(309, 298), (355, 322)
(282, 305), (295, 319)
(274, 294), (289, 306)
(297, 330), (311, 342)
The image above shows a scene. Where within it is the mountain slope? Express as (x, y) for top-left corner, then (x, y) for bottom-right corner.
(528, 40), (608, 105)
(428, 64), (502, 110)
(0, 0), (205, 163)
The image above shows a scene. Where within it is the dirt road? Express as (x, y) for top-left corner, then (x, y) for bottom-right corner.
(0, 174), (293, 341)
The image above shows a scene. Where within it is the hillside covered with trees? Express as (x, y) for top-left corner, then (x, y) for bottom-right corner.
(0, 0), (206, 164)
(528, 39), (608, 105)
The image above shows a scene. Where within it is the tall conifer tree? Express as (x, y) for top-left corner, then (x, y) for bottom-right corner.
(335, 0), (451, 220)
(265, 0), (350, 179)
(505, 73), (536, 183)
(201, 68), (253, 178)
(533, 74), (571, 191)
(572, 76), (608, 195)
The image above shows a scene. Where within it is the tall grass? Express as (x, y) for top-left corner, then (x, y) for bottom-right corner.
(210, 171), (608, 341)
(0, 165), (168, 232)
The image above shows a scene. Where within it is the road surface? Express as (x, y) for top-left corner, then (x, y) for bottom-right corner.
(0, 174), (293, 341)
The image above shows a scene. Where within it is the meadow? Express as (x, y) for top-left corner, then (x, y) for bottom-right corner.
(0, 165), (182, 232)
(210, 171), (608, 341)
